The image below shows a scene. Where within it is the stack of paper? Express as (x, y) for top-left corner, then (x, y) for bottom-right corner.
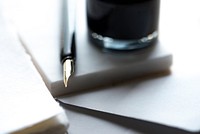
(6, 0), (200, 133)
(0, 12), (69, 134)
(10, 0), (172, 97)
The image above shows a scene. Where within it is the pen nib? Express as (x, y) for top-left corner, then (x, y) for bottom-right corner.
(63, 60), (72, 87)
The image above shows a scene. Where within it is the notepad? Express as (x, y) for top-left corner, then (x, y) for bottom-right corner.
(13, 0), (172, 97)
(58, 0), (200, 133)
(0, 14), (69, 134)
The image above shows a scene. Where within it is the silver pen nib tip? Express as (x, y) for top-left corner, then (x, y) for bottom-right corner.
(63, 60), (72, 87)
(64, 76), (68, 87)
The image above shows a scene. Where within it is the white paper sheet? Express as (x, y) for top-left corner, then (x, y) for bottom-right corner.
(62, 103), (192, 134)
(0, 11), (68, 134)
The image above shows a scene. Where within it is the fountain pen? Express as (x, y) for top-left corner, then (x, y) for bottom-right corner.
(61, 0), (76, 87)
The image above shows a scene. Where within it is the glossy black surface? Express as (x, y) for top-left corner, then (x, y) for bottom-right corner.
(87, 0), (160, 40)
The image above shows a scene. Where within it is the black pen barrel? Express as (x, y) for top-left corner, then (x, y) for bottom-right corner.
(60, 0), (75, 63)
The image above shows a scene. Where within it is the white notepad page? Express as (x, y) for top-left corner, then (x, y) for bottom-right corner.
(0, 12), (69, 134)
